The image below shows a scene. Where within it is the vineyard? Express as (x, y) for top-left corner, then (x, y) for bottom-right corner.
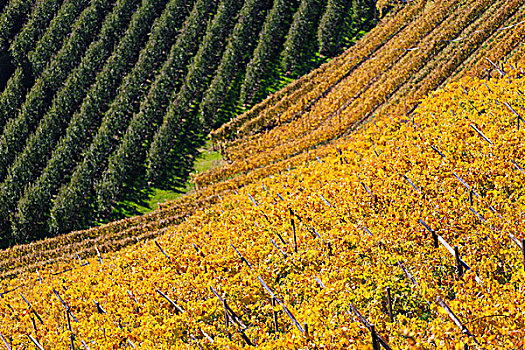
(0, 0), (376, 244)
(2, 66), (525, 349)
(2, 0), (525, 348)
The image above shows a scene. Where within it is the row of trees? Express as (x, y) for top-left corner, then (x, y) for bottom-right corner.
(0, 0), (379, 244)
(49, 0), (195, 234)
(0, 0), (89, 130)
(146, 0), (246, 182)
(5, 0), (169, 244)
(0, 0), (33, 52)
(0, 0), (113, 186)
(96, 0), (218, 216)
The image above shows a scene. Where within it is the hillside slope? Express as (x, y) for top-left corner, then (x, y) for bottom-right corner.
(1, 0), (525, 348)
(207, 0), (525, 185)
(0, 0), (375, 244)
(2, 63), (525, 349)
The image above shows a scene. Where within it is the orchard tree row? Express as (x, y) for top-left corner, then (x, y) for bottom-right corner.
(0, 0), (378, 245)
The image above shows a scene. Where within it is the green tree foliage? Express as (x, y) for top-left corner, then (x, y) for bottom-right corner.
(11, 0), (169, 244)
(0, 0), (63, 110)
(0, 68), (24, 130)
(0, 0), (33, 52)
(318, 0), (350, 57)
(281, 0), (327, 77)
(0, 0), (379, 245)
(0, 0), (141, 245)
(199, 0), (273, 129)
(49, 0), (194, 235)
(0, 0), (88, 130)
(346, 0), (377, 48)
(240, 0), (298, 107)
(28, 0), (90, 77)
(96, 0), (218, 216)
(9, 0), (64, 65)
(0, 0), (113, 184)
(146, 0), (244, 183)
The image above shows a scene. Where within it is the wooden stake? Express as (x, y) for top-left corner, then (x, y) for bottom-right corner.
(201, 330), (214, 343)
(370, 324), (380, 350)
(503, 101), (525, 130)
(257, 276), (304, 333)
(272, 297), (278, 333)
(271, 239), (287, 258)
(304, 323), (309, 339)
(80, 339), (91, 350)
(350, 303), (392, 349)
(231, 244), (253, 269)
(67, 309), (72, 332)
(292, 217), (297, 253)
(53, 288), (78, 322)
(222, 299), (229, 329)
(32, 309), (44, 326)
(485, 57), (505, 76)
(274, 231), (286, 245)
(36, 269), (43, 284)
(154, 240), (170, 259)
(522, 238), (525, 272)
(93, 300), (107, 314)
(248, 193), (258, 207)
(67, 310), (75, 350)
(156, 289), (184, 314)
(454, 246), (463, 278)
(210, 287), (247, 330)
(386, 287), (393, 322)
(0, 332), (11, 350)
(419, 219), (438, 248)
(437, 296), (480, 345)
(27, 335), (44, 350)
(95, 246), (103, 264)
(398, 262), (418, 287)
(239, 330), (256, 346)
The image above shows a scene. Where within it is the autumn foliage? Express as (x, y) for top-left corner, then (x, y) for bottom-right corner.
(1, 64), (525, 348)
(2, 0), (525, 348)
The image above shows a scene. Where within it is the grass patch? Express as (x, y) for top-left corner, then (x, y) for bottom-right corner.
(115, 141), (222, 217)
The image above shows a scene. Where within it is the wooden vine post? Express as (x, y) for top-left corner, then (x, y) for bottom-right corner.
(154, 240), (170, 259)
(454, 246), (463, 278)
(419, 220), (482, 283)
(386, 287), (393, 322)
(290, 209), (297, 253)
(28, 334), (45, 350)
(437, 296), (480, 346)
(272, 297), (279, 333)
(156, 289), (184, 315)
(95, 246), (103, 265)
(350, 303), (392, 349)
(523, 238), (525, 271)
(257, 276), (304, 334)
(503, 101), (525, 131)
(67, 309), (75, 350)
(509, 234), (525, 271)
(222, 299), (229, 329)
(0, 332), (11, 350)
(370, 324), (380, 350)
(209, 287), (254, 346)
(419, 219), (438, 248)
